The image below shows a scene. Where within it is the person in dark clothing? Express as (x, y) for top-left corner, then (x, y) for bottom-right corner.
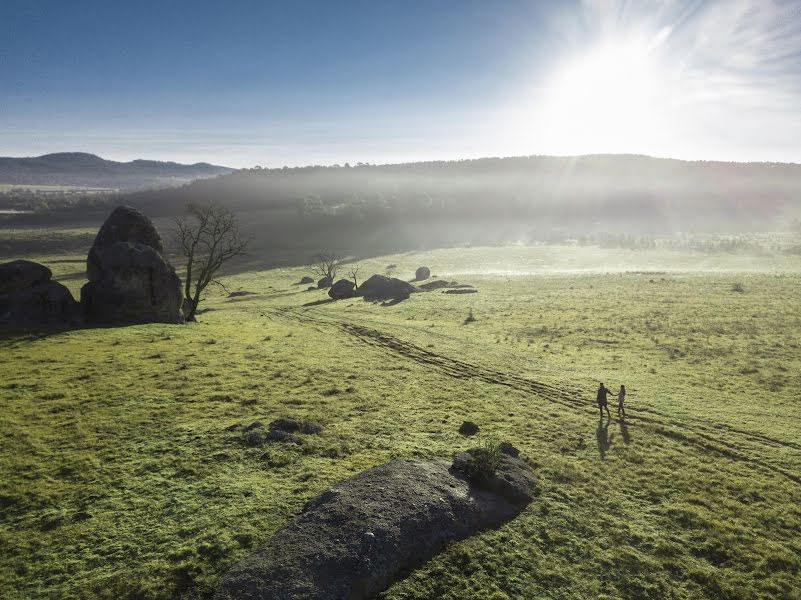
(597, 382), (613, 418)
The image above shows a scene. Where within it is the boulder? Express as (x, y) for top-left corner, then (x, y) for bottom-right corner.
(215, 452), (537, 600)
(0, 260), (52, 294)
(86, 205), (165, 282)
(0, 261), (81, 331)
(328, 278), (355, 300)
(317, 276), (332, 289)
(81, 206), (183, 325)
(299, 276), (314, 284)
(355, 274), (417, 302)
(458, 421), (479, 436)
(452, 448), (538, 505)
(415, 266), (431, 280)
(418, 280), (455, 291)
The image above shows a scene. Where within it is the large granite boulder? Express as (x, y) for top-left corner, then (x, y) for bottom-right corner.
(0, 260), (80, 330)
(0, 260), (53, 294)
(328, 278), (355, 300)
(81, 206), (183, 324)
(354, 274), (417, 302)
(215, 449), (537, 600)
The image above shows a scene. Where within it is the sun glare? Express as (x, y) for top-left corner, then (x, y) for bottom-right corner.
(532, 38), (669, 154)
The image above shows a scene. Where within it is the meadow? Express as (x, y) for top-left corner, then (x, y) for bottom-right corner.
(1, 243), (801, 599)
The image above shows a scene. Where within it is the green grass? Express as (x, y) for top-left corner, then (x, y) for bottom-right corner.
(1, 245), (801, 599)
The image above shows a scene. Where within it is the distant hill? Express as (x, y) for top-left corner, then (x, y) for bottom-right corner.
(123, 153), (801, 230)
(0, 152), (234, 189)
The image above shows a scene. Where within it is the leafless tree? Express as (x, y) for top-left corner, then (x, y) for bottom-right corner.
(347, 262), (361, 288)
(312, 250), (343, 285)
(174, 203), (249, 321)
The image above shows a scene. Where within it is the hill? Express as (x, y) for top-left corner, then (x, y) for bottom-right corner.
(0, 152), (234, 189)
(123, 154), (801, 230)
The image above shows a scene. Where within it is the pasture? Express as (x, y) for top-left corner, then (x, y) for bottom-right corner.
(1, 244), (800, 599)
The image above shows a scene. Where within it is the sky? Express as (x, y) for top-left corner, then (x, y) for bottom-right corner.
(1, 0), (800, 167)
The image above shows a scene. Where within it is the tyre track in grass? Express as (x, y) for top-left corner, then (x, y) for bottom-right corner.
(272, 307), (801, 486)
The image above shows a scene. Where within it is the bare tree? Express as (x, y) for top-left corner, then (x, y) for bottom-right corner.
(347, 262), (361, 289)
(174, 203), (249, 321)
(312, 250), (343, 285)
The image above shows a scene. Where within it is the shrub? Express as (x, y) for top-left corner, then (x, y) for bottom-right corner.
(459, 437), (502, 481)
(464, 308), (476, 324)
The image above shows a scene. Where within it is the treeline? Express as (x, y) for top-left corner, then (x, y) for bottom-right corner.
(118, 154), (801, 233)
(3, 154), (801, 263)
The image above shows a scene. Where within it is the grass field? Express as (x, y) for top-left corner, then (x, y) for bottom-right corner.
(1, 245), (801, 599)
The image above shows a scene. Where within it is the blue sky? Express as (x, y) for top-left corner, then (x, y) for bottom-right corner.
(2, 0), (800, 167)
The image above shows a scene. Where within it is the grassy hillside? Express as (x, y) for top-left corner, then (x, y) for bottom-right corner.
(1, 246), (800, 599)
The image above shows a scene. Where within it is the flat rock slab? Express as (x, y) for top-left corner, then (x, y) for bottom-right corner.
(215, 454), (537, 600)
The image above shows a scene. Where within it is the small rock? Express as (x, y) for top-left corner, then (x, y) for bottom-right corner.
(459, 421), (479, 436)
(499, 442), (520, 458)
(302, 421), (323, 434)
(415, 266), (431, 281)
(299, 276), (314, 284)
(444, 288), (478, 294)
(244, 431), (267, 446)
(224, 422), (242, 431)
(318, 276), (332, 289)
(228, 291), (256, 298)
(269, 418), (301, 432)
(244, 421), (264, 432)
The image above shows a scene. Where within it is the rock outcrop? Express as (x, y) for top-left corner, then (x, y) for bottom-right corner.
(355, 274), (417, 302)
(215, 450), (537, 600)
(328, 278), (355, 300)
(0, 260), (81, 330)
(80, 206), (183, 325)
(0, 260), (53, 294)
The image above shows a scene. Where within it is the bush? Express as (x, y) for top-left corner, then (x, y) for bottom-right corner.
(458, 437), (502, 481)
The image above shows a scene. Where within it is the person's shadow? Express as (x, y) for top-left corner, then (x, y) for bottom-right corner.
(596, 417), (613, 459)
(619, 417), (631, 445)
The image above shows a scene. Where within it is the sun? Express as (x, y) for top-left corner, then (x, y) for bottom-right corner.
(533, 38), (668, 154)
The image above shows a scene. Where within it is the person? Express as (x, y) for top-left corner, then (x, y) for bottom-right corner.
(596, 382), (613, 419)
(617, 384), (626, 418)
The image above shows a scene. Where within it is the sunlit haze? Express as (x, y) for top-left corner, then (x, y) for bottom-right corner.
(2, 0), (800, 167)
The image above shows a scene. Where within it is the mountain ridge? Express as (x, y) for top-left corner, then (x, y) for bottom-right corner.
(0, 152), (234, 189)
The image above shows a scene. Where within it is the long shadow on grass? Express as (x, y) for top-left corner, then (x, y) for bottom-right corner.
(596, 417), (614, 459)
